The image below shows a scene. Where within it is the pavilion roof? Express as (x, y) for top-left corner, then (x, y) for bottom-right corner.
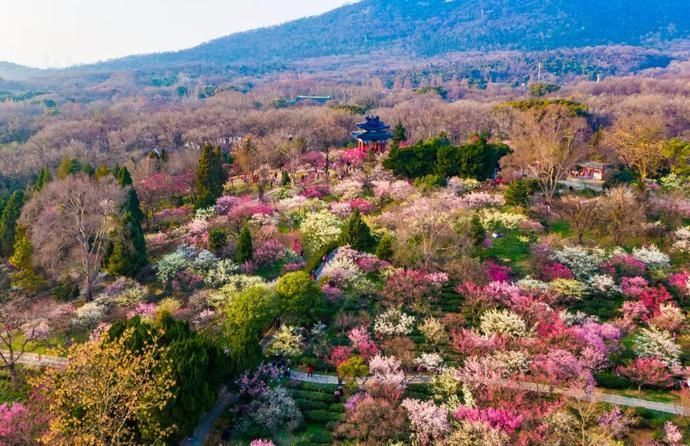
(355, 116), (391, 132)
(352, 130), (392, 142)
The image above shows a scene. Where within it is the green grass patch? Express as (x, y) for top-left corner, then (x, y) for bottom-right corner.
(484, 233), (531, 263)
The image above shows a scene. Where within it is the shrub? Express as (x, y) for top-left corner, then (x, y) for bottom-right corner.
(594, 372), (633, 390)
(305, 409), (341, 423)
(290, 390), (336, 403)
(208, 228), (227, 253)
(414, 174), (444, 191)
(308, 430), (333, 444)
(54, 278), (80, 301)
(293, 399), (329, 411)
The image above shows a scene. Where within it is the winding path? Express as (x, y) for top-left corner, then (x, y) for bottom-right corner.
(0, 351), (68, 369)
(289, 371), (690, 416)
(7, 351), (690, 443)
(179, 386), (237, 446)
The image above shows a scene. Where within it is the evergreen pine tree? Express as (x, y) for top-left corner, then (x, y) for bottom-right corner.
(339, 209), (376, 252)
(236, 224), (253, 263)
(9, 230), (44, 292)
(281, 171), (291, 186)
(193, 144), (227, 209)
(106, 167), (148, 277)
(105, 209), (148, 277)
(57, 157), (83, 179)
(376, 232), (395, 261)
(470, 214), (486, 247)
(117, 166), (134, 187)
(34, 168), (53, 191)
(0, 191), (24, 257)
(391, 120), (408, 148)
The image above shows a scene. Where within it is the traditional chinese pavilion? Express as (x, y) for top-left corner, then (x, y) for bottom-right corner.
(352, 116), (392, 153)
(571, 161), (613, 181)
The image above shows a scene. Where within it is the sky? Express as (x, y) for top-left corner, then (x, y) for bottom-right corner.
(1, 0), (355, 69)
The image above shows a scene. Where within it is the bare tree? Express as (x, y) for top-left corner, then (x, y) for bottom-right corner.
(603, 114), (668, 185)
(556, 196), (600, 244)
(598, 186), (646, 246)
(20, 174), (123, 300)
(502, 104), (592, 202)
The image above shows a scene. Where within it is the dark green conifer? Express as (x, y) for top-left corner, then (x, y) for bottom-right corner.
(0, 191), (24, 257)
(106, 167), (148, 277)
(33, 168), (53, 191)
(392, 120), (407, 146)
(193, 144), (228, 209)
(375, 232), (395, 261)
(339, 209), (376, 252)
(236, 223), (253, 263)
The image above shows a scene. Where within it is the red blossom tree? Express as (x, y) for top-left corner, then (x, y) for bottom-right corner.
(617, 357), (674, 392)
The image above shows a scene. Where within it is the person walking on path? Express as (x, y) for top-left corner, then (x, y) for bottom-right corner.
(306, 365), (314, 378)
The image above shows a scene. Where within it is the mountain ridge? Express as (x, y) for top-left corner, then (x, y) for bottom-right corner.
(87, 0), (690, 72)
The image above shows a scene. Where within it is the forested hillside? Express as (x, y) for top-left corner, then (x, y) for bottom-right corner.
(100, 0), (690, 70)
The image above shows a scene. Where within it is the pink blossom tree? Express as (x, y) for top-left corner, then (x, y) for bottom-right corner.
(455, 406), (523, 434)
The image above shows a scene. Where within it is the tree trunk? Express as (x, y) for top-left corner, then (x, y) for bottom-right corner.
(9, 362), (20, 391)
(85, 276), (94, 301)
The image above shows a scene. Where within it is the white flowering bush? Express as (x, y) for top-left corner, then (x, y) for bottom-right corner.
(516, 277), (550, 292)
(194, 206), (216, 220)
(156, 245), (218, 283)
(104, 277), (148, 306)
(461, 192), (505, 209)
(588, 274), (620, 296)
(479, 309), (528, 338)
(447, 177), (480, 195)
(634, 326), (681, 366)
(549, 278), (587, 300)
(276, 195), (308, 212)
(283, 198), (327, 224)
(562, 311), (600, 326)
(414, 353), (445, 373)
(418, 317), (448, 346)
(209, 275), (267, 307)
(431, 368), (471, 411)
(479, 209), (527, 230)
(390, 180), (415, 200)
(633, 245), (671, 269)
(267, 325), (304, 358)
(551, 246), (607, 279)
(374, 308), (416, 337)
(332, 179), (364, 200)
(672, 227), (690, 252)
(72, 298), (111, 330)
(204, 259), (240, 288)
(319, 255), (364, 287)
(488, 350), (531, 375)
(249, 386), (302, 432)
(299, 210), (342, 253)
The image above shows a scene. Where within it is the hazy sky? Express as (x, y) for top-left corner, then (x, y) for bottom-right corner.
(2, 0), (354, 68)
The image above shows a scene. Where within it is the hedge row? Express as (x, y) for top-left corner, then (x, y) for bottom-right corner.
(290, 389), (336, 403)
(294, 398), (329, 411)
(304, 409), (344, 423)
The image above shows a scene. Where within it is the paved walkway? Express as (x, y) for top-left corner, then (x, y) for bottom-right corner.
(289, 371), (690, 416)
(0, 351), (67, 369)
(180, 386), (237, 446)
(8, 353), (689, 426)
